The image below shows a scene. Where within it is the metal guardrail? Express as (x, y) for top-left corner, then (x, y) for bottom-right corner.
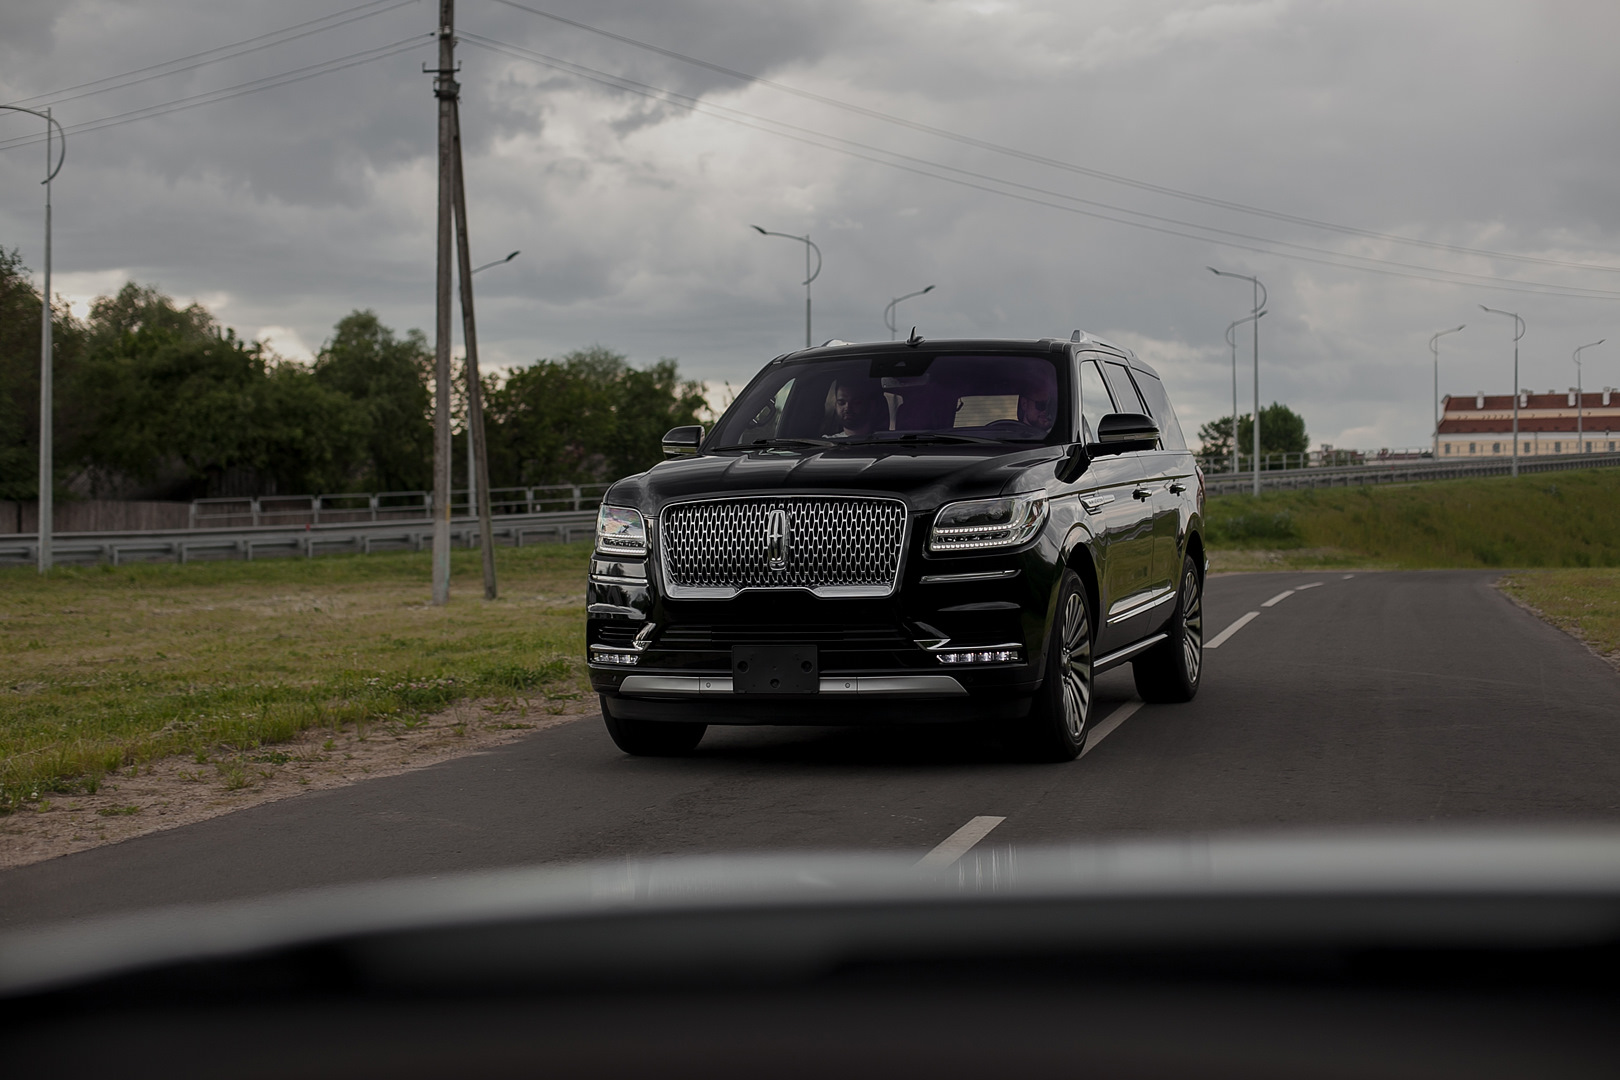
(187, 483), (612, 530)
(1203, 451), (1620, 495)
(0, 510), (600, 568)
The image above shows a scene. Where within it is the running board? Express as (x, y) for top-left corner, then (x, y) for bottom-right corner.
(1093, 633), (1168, 672)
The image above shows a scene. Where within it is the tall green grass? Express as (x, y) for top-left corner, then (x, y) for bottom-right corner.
(0, 543), (593, 811)
(1204, 468), (1620, 568)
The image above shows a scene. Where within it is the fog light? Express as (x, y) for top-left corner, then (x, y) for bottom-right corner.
(935, 648), (1021, 666)
(592, 650), (639, 666)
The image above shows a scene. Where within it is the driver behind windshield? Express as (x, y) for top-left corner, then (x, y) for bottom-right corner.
(829, 379), (888, 438)
(1016, 368), (1060, 436)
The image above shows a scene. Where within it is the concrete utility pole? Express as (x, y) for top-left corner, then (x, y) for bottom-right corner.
(429, 0), (456, 604)
(1480, 305), (1525, 477)
(3, 104), (65, 572)
(451, 99), (497, 599)
(1574, 339), (1604, 452)
(1210, 267), (1266, 495)
(1430, 324), (1465, 459)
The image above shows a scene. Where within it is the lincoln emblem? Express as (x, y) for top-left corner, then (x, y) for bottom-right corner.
(766, 508), (789, 569)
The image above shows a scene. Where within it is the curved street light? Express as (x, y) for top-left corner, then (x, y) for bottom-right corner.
(1574, 339), (1604, 451)
(884, 285), (935, 340)
(470, 249), (519, 275)
(1210, 267), (1267, 495)
(751, 225), (822, 348)
(1429, 324), (1465, 458)
(2, 104), (67, 573)
(1225, 309), (1267, 475)
(1480, 305), (1526, 476)
(460, 251), (520, 510)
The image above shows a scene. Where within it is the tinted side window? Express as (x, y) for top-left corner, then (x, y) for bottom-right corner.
(1077, 359), (1113, 443)
(1131, 371), (1189, 451)
(1102, 360), (1148, 414)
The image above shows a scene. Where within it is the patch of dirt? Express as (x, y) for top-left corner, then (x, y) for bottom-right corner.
(0, 694), (600, 870)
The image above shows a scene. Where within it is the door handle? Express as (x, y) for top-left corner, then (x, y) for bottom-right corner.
(1079, 494), (1115, 514)
(1131, 487), (1154, 501)
(1167, 481), (1187, 494)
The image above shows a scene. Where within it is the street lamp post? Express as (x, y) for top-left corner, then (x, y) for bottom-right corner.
(1430, 324), (1465, 459)
(751, 225), (822, 348)
(1210, 267), (1267, 495)
(1480, 306), (1526, 477)
(1225, 311), (1266, 475)
(1574, 339), (1604, 453)
(464, 251), (520, 515)
(2, 104), (66, 573)
(884, 285), (935, 340)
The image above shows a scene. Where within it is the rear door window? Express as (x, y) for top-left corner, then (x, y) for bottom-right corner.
(1102, 360), (1148, 414)
(1131, 370), (1189, 451)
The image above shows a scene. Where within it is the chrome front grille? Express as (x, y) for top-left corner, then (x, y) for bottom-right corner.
(660, 496), (907, 598)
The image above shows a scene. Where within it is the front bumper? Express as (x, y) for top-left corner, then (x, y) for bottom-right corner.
(585, 534), (1059, 726)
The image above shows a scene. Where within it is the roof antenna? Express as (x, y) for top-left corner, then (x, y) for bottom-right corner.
(905, 326), (924, 347)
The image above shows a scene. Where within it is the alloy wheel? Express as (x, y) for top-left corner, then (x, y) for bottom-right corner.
(1060, 590), (1094, 741)
(1180, 567), (1203, 685)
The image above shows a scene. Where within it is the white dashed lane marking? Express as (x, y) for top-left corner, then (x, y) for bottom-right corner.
(1296, 581), (1324, 591)
(916, 816), (1006, 870)
(1081, 700), (1143, 758)
(1262, 589), (1295, 607)
(1206, 610), (1260, 649)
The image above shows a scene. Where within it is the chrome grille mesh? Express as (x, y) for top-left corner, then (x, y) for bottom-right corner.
(661, 497), (906, 597)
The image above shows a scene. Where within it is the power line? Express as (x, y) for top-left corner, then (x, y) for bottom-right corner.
(0, 36), (432, 152)
(3, 0), (420, 110)
(461, 34), (1620, 301)
(486, 0), (1620, 279)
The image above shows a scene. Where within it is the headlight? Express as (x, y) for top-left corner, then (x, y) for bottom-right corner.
(929, 492), (1048, 553)
(596, 505), (647, 555)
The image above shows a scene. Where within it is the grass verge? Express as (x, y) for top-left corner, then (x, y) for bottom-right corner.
(1498, 569), (1620, 671)
(1, 542), (592, 813)
(1204, 467), (1620, 569)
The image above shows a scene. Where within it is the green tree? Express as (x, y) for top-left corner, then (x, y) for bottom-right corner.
(312, 311), (433, 491)
(485, 346), (707, 486)
(0, 248), (86, 501)
(1199, 404), (1308, 463)
(67, 289), (364, 497)
(1196, 414), (1234, 459)
(1238, 402), (1309, 458)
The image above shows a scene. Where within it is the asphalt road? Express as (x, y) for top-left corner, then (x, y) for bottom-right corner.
(5, 570), (1619, 930)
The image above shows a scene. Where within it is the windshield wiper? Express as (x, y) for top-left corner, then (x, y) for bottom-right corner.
(709, 437), (839, 451)
(874, 432), (1005, 445)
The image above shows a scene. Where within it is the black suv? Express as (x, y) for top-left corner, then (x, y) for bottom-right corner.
(586, 334), (1205, 761)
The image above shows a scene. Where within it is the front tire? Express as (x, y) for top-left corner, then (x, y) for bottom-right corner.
(601, 698), (707, 756)
(1012, 568), (1095, 762)
(1132, 554), (1204, 703)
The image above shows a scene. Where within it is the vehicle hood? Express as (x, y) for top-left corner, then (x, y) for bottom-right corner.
(610, 445), (1064, 513)
(4, 828), (1619, 999)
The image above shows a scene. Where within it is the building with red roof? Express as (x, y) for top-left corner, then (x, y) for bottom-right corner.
(1437, 389), (1620, 459)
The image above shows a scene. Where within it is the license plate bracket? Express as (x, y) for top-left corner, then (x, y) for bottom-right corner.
(732, 645), (819, 695)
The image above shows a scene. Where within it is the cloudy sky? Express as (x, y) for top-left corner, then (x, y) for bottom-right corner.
(3, 0), (1619, 450)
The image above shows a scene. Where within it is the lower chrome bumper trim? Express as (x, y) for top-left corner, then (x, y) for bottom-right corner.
(616, 674), (968, 697)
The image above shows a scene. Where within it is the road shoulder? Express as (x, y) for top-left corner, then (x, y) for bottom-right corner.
(0, 695), (598, 871)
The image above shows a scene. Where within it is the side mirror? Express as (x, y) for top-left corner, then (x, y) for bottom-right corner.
(1090, 412), (1160, 456)
(661, 425), (704, 458)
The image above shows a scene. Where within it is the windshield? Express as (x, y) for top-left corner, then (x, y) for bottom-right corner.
(710, 353), (1069, 449)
